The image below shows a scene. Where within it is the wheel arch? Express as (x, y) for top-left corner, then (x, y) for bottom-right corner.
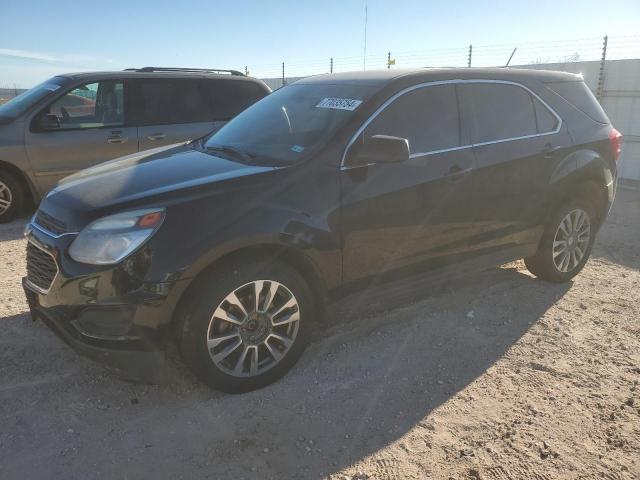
(170, 243), (329, 337)
(0, 159), (39, 209)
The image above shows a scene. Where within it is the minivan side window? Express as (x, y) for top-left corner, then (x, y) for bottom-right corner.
(460, 83), (538, 143)
(132, 79), (210, 126)
(44, 80), (124, 130)
(532, 96), (558, 133)
(364, 84), (460, 154)
(204, 80), (269, 121)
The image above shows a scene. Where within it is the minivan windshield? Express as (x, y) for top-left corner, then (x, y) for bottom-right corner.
(0, 76), (69, 120)
(204, 83), (377, 165)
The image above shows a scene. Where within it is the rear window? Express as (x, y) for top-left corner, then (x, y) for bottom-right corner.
(546, 81), (609, 124)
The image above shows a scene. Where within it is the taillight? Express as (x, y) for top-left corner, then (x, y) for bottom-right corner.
(608, 128), (623, 162)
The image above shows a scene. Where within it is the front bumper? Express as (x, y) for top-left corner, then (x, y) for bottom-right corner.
(22, 226), (191, 380)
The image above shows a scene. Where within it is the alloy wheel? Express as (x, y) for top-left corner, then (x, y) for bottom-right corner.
(206, 280), (300, 377)
(0, 181), (13, 215)
(552, 208), (591, 273)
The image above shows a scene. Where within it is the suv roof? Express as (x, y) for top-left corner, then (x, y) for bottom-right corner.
(298, 67), (582, 86)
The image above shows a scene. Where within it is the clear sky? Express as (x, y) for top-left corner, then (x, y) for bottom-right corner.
(1, 0), (639, 87)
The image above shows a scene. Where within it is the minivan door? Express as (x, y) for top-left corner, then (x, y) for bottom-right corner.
(24, 79), (138, 194)
(458, 82), (571, 252)
(132, 78), (217, 151)
(340, 83), (476, 284)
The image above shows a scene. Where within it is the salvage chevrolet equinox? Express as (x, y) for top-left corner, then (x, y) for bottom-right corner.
(23, 68), (621, 392)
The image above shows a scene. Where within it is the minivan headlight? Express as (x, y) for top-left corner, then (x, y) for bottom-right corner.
(69, 208), (165, 265)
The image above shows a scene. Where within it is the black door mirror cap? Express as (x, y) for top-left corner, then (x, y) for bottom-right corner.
(348, 134), (410, 167)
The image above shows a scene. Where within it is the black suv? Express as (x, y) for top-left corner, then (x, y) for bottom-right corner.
(0, 67), (270, 222)
(23, 68), (621, 392)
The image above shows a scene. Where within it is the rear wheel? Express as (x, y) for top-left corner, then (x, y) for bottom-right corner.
(524, 200), (595, 282)
(0, 170), (25, 223)
(176, 259), (314, 393)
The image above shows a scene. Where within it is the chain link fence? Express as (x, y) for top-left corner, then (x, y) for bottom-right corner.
(255, 34), (640, 89)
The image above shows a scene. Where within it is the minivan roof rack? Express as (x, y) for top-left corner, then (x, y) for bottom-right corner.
(124, 67), (245, 76)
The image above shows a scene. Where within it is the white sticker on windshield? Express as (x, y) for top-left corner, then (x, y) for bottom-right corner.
(43, 84), (61, 91)
(316, 98), (363, 111)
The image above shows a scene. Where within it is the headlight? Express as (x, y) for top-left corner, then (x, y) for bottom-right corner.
(69, 208), (165, 265)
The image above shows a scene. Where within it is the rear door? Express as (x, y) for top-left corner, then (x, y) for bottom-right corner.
(458, 81), (570, 250)
(24, 79), (138, 194)
(340, 83), (476, 283)
(132, 78), (216, 150)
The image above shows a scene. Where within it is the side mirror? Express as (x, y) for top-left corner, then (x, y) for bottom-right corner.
(40, 114), (60, 130)
(348, 134), (410, 166)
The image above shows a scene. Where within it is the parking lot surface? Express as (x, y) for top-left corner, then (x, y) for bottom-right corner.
(1, 189), (639, 480)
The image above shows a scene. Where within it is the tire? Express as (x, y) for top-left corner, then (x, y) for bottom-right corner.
(175, 258), (314, 393)
(524, 199), (596, 283)
(0, 170), (25, 223)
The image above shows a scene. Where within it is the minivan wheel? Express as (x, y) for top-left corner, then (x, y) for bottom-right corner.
(176, 260), (314, 393)
(0, 171), (24, 223)
(524, 200), (595, 283)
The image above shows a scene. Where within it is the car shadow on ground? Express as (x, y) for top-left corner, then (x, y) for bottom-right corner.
(84, 265), (570, 480)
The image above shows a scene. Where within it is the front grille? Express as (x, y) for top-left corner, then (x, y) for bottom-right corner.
(26, 242), (58, 292)
(35, 210), (67, 236)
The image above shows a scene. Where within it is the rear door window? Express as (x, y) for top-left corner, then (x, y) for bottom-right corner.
(459, 83), (538, 143)
(204, 80), (269, 121)
(132, 79), (210, 125)
(364, 84), (460, 154)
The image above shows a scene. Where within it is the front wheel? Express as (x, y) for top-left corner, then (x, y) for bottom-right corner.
(524, 200), (596, 283)
(176, 260), (314, 393)
(0, 170), (25, 223)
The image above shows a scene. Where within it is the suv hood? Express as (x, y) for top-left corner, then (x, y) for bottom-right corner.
(41, 143), (275, 225)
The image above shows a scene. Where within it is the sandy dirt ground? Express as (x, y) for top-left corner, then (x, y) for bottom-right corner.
(1, 189), (639, 480)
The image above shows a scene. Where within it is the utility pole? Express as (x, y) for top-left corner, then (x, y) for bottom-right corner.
(387, 51), (391, 69)
(281, 62), (285, 87)
(330, 57), (334, 73)
(467, 45), (472, 67)
(597, 35), (608, 100)
(244, 66), (248, 76)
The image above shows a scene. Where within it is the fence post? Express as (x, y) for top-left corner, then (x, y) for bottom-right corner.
(596, 35), (608, 100)
(330, 57), (334, 73)
(282, 62), (286, 87)
(244, 66), (248, 75)
(468, 44), (472, 67)
(387, 51), (391, 69)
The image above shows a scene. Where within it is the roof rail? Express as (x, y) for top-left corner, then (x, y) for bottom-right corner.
(123, 67), (245, 76)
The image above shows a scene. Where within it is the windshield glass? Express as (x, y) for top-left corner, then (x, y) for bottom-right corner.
(204, 83), (377, 165)
(0, 77), (69, 119)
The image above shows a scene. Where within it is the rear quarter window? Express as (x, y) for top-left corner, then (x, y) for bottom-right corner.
(546, 81), (609, 124)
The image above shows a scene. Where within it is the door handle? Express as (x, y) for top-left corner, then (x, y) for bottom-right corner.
(107, 135), (126, 144)
(541, 144), (562, 158)
(147, 133), (166, 141)
(445, 164), (472, 182)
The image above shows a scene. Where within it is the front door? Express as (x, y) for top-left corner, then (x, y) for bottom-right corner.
(25, 79), (138, 194)
(340, 83), (475, 284)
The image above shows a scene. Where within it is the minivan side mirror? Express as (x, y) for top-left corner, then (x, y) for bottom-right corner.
(348, 135), (410, 166)
(39, 114), (60, 130)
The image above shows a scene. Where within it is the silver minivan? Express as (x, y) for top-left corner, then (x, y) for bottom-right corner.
(0, 67), (270, 222)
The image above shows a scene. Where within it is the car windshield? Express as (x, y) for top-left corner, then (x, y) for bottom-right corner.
(0, 76), (69, 120)
(203, 83), (377, 165)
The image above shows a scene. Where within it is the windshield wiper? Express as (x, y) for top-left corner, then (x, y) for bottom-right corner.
(205, 144), (255, 164)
